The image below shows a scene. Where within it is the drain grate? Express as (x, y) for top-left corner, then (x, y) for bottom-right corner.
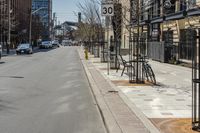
(108, 90), (118, 93)
(176, 99), (185, 101)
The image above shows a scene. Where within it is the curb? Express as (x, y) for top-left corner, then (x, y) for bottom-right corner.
(77, 48), (122, 133)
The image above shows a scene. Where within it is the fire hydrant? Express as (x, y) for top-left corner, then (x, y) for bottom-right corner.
(84, 48), (88, 60)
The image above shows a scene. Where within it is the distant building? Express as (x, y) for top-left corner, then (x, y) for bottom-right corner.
(32, 0), (52, 40)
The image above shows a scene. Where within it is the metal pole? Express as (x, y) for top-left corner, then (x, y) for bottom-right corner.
(136, 0), (139, 83)
(7, 0), (10, 54)
(0, 10), (2, 46)
(107, 17), (110, 75)
(29, 8), (32, 45)
(29, 7), (46, 45)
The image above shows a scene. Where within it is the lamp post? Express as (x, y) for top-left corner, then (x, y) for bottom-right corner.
(7, 0), (10, 54)
(29, 7), (47, 45)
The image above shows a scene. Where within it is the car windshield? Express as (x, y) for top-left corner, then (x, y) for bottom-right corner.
(53, 40), (58, 43)
(18, 44), (29, 49)
(42, 41), (50, 44)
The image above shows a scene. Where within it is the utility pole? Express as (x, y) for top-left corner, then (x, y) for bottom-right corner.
(29, 7), (47, 46)
(29, 8), (32, 45)
(7, 0), (10, 54)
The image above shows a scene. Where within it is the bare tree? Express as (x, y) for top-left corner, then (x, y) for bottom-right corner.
(76, 0), (104, 56)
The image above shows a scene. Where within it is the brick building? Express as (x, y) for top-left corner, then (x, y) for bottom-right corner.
(0, 0), (32, 48)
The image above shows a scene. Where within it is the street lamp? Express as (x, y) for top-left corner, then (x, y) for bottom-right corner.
(7, 0), (11, 54)
(29, 7), (48, 45)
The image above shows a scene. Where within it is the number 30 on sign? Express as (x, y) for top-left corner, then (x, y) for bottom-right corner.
(101, 3), (114, 16)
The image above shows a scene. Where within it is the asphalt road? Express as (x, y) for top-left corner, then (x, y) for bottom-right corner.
(0, 47), (105, 133)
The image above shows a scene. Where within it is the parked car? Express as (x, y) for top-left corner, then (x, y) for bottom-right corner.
(52, 40), (60, 47)
(0, 44), (2, 59)
(16, 43), (33, 54)
(40, 41), (52, 49)
(62, 40), (72, 46)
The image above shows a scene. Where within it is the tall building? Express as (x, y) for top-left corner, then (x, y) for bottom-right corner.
(0, 0), (32, 48)
(32, 0), (52, 40)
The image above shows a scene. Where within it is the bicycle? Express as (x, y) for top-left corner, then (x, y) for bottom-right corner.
(142, 60), (156, 85)
(130, 55), (156, 84)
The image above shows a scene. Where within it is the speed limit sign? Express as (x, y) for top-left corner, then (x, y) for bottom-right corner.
(101, 2), (114, 16)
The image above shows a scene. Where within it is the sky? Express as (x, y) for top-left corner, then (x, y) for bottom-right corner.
(52, 0), (85, 24)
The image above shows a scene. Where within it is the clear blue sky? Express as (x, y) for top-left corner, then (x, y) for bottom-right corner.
(52, 0), (85, 24)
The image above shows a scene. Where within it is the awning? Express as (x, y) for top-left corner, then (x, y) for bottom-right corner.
(151, 17), (164, 24)
(139, 21), (146, 26)
(187, 8), (200, 16)
(139, 20), (150, 26)
(165, 11), (186, 21)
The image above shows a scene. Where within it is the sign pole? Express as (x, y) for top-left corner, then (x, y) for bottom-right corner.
(107, 17), (110, 75)
(101, 1), (114, 75)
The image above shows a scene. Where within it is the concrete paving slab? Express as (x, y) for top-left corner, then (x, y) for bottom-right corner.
(82, 49), (195, 133)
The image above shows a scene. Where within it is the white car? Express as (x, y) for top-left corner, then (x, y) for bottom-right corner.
(52, 40), (60, 47)
(62, 40), (72, 46)
(40, 41), (52, 49)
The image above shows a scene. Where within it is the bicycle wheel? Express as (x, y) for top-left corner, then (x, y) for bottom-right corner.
(142, 64), (150, 81)
(146, 64), (156, 84)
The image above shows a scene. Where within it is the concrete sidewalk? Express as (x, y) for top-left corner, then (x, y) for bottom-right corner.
(78, 47), (198, 133)
(2, 49), (16, 56)
(78, 47), (160, 133)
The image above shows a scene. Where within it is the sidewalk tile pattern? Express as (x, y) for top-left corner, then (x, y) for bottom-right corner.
(86, 52), (196, 133)
(89, 56), (192, 119)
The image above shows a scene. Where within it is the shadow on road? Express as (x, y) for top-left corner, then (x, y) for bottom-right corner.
(33, 47), (58, 54)
(0, 100), (17, 113)
(0, 76), (24, 79)
(0, 62), (5, 64)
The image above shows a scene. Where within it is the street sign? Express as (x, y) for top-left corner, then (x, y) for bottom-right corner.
(101, 1), (114, 16)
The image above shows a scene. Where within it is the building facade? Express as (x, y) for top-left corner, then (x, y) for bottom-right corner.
(131, 0), (200, 63)
(0, 0), (32, 48)
(105, 0), (200, 63)
(32, 0), (52, 40)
